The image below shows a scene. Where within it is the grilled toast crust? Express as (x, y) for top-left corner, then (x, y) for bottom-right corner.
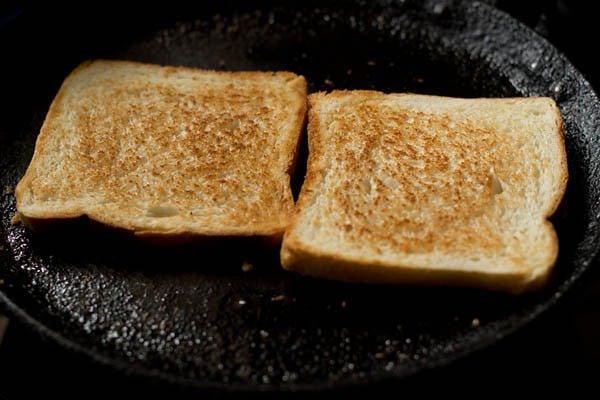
(281, 91), (568, 293)
(15, 60), (307, 239)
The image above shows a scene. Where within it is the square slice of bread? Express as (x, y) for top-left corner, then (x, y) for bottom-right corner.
(15, 60), (307, 239)
(281, 91), (568, 293)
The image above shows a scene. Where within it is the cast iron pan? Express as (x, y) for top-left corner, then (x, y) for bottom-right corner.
(1, 0), (599, 393)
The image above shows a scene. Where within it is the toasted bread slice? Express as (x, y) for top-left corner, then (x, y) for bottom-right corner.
(281, 91), (568, 293)
(15, 60), (307, 240)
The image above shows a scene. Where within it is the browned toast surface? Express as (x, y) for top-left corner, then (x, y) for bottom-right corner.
(16, 60), (307, 238)
(281, 91), (567, 293)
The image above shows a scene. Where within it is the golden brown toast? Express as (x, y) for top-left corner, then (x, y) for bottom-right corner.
(281, 91), (568, 293)
(15, 60), (307, 240)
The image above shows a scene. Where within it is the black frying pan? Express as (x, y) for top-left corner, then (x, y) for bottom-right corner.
(1, 0), (599, 394)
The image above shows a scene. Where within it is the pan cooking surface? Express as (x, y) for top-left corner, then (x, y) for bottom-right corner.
(1, 0), (599, 391)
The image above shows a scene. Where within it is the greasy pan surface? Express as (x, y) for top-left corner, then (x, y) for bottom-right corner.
(1, 0), (599, 392)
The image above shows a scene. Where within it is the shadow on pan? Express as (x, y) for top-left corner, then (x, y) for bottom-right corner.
(1, 0), (600, 394)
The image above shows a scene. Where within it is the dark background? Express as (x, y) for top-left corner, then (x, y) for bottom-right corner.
(0, 0), (598, 397)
